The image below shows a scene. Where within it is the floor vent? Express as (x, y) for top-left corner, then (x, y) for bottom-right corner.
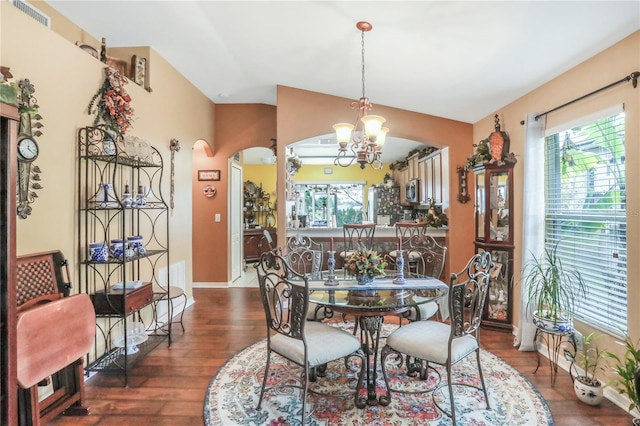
(11, 0), (50, 28)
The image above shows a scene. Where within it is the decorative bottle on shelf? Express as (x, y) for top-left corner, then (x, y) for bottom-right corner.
(123, 182), (133, 208)
(100, 37), (107, 63)
(136, 185), (146, 207)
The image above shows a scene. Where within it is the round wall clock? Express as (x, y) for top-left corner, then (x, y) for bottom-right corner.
(17, 136), (39, 162)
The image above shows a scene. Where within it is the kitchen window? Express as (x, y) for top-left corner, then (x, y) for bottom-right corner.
(294, 183), (365, 227)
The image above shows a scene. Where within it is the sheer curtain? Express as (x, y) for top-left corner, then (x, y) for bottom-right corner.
(515, 113), (546, 351)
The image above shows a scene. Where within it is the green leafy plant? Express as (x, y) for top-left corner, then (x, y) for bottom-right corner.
(607, 333), (640, 412)
(524, 240), (587, 327)
(567, 333), (606, 387)
(344, 247), (386, 278)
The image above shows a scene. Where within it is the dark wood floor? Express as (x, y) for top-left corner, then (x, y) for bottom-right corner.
(49, 287), (633, 425)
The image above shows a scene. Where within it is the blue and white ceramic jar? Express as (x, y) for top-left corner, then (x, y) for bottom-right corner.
(127, 235), (145, 255)
(110, 239), (125, 259)
(89, 241), (109, 262)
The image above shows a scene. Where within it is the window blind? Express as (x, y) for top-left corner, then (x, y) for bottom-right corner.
(544, 110), (627, 335)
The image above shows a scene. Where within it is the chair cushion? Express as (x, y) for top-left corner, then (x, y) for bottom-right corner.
(271, 322), (361, 367)
(386, 320), (478, 365)
(406, 300), (439, 321)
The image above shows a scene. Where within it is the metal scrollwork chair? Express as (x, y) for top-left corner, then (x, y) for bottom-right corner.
(283, 235), (331, 321)
(339, 223), (376, 259)
(385, 222), (429, 268)
(255, 251), (365, 424)
(401, 234), (447, 322)
(380, 251), (492, 426)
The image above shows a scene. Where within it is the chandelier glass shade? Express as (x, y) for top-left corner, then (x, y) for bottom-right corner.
(333, 21), (388, 170)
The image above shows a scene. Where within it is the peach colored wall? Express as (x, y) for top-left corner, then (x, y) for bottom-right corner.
(275, 86), (476, 277)
(192, 104), (276, 283)
(2, 3), (215, 302)
(473, 32), (639, 355)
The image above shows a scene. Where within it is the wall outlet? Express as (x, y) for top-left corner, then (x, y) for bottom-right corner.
(215, 213), (221, 222)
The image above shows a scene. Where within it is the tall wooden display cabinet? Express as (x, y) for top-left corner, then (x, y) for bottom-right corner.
(473, 163), (514, 331)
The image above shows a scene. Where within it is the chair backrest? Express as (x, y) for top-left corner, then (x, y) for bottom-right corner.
(343, 223), (376, 252)
(395, 222), (429, 240)
(16, 250), (71, 312)
(255, 251), (308, 342)
(403, 234), (447, 279)
(284, 235), (323, 280)
(448, 251), (492, 341)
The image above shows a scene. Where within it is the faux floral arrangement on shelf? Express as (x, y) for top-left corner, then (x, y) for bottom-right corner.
(88, 66), (134, 135)
(345, 247), (387, 278)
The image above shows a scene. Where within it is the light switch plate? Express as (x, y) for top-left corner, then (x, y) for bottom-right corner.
(215, 213), (221, 222)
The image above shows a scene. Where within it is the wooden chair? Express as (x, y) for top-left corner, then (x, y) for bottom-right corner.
(339, 223), (376, 259)
(16, 250), (94, 426)
(254, 251), (365, 424)
(380, 251), (493, 426)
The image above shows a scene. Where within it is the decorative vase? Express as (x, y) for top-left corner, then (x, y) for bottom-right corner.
(356, 274), (373, 285)
(573, 378), (604, 406)
(532, 311), (573, 333)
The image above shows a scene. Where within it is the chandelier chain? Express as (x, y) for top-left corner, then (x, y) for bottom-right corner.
(361, 28), (366, 100)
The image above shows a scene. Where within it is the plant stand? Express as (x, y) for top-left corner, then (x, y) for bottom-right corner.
(533, 327), (576, 386)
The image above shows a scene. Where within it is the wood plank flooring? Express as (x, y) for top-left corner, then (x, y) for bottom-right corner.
(49, 287), (634, 425)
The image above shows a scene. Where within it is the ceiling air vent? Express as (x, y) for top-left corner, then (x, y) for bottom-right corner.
(11, 0), (50, 28)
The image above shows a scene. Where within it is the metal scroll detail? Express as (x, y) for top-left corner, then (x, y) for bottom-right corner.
(17, 79), (44, 219)
(169, 138), (180, 213)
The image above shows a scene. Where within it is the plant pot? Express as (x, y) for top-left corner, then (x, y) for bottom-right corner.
(573, 376), (604, 405)
(533, 311), (573, 333)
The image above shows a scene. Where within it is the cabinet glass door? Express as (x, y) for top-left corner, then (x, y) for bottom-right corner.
(475, 170), (485, 240)
(489, 171), (509, 243)
(478, 246), (513, 328)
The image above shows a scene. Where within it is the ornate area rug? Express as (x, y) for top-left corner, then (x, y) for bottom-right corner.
(204, 323), (553, 425)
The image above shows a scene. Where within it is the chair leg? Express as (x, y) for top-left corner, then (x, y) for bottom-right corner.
(447, 363), (456, 426)
(301, 364), (309, 425)
(177, 293), (187, 331)
(476, 349), (490, 409)
(257, 350), (271, 409)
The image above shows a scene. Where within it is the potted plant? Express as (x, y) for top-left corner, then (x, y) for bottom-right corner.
(524, 241), (587, 333)
(567, 332), (606, 405)
(607, 333), (640, 424)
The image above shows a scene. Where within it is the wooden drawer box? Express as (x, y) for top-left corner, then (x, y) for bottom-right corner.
(90, 282), (153, 315)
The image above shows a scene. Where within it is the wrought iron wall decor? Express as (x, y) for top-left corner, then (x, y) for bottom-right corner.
(169, 138), (180, 213)
(456, 166), (470, 204)
(16, 78), (44, 219)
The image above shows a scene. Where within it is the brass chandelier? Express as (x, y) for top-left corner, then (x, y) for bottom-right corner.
(333, 21), (388, 170)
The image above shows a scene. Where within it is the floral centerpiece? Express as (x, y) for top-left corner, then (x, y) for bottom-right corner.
(88, 66), (134, 135)
(345, 247), (387, 284)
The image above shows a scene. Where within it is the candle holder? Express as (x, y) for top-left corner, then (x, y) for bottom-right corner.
(324, 250), (339, 286)
(393, 249), (407, 285)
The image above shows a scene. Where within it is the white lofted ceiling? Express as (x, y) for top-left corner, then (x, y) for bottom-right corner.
(45, 1), (640, 164)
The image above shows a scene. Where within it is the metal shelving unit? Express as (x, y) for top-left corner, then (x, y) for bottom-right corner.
(77, 125), (171, 385)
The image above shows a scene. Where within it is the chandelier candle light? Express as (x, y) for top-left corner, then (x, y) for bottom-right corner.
(333, 21), (388, 170)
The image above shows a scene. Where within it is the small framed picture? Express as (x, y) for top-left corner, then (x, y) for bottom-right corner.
(131, 55), (146, 86)
(198, 170), (220, 181)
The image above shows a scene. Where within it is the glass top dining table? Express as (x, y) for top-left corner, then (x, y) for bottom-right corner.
(307, 269), (449, 316)
(306, 269), (449, 407)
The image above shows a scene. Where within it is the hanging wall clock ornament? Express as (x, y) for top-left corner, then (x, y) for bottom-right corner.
(16, 78), (44, 219)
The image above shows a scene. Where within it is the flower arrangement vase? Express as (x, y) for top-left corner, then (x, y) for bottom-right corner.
(356, 274), (374, 285)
